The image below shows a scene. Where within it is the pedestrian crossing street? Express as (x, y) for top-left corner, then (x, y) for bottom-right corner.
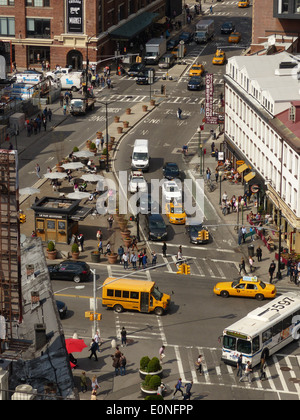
(171, 345), (300, 397)
(105, 251), (239, 280)
(96, 93), (221, 107)
(112, 309), (300, 398)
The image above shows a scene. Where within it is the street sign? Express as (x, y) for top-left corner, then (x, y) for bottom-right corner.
(148, 70), (154, 84)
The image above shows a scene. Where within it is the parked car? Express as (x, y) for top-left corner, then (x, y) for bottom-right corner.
(179, 31), (194, 44)
(167, 38), (179, 51)
(48, 261), (91, 283)
(220, 22), (235, 34)
(187, 76), (204, 91)
(163, 162), (180, 180)
(127, 63), (146, 77)
(56, 300), (68, 319)
(146, 213), (168, 241)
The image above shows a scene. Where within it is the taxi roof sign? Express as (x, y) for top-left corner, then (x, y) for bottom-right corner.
(242, 276), (258, 282)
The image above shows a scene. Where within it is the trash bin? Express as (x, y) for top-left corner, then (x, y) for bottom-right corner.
(99, 157), (106, 170)
(248, 245), (254, 257)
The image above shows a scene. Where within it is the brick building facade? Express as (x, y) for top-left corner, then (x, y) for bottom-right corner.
(0, 0), (166, 71)
(252, 0), (300, 47)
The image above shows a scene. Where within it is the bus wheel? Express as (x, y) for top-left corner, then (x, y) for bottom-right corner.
(114, 304), (123, 313)
(220, 290), (229, 298)
(255, 294), (264, 301)
(154, 307), (164, 316)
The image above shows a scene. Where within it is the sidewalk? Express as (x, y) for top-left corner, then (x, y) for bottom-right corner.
(188, 131), (297, 290)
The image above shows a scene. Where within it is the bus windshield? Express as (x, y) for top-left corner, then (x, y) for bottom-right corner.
(223, 336), (251, 354)
(152, 286), (163, 301)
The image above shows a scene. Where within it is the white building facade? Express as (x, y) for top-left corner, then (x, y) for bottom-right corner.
(224, 51), (300, 253)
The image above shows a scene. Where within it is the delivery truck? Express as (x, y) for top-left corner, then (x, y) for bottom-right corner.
(144, 38), (167, 65)
(194, 19), (214, 44)
(60, 72), (83, 91)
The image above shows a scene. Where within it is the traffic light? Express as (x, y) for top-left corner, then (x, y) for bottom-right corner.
(185, 265), (191, 275)
(177, 264), (184, 274)
(19, 213), (26, 223)
(203, 230), (209, 242)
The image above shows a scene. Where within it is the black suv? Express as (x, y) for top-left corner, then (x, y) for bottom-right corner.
(147, 214), (168, 241)
(163, 162), (180, 180)
(136, 68), (155, 85)
(128, 62), (145, 77)
(48, 260), (91, 283)
(221, 22), (235, 34)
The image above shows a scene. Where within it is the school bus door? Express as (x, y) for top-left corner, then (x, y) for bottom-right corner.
(140, 292), (149, 313)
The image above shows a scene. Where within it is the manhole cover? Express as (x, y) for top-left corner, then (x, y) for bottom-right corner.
(280, 366), (291, 371)
(289, 378), (300, 384)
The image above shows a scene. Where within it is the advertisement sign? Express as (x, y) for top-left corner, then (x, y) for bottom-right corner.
(67, 0), (84, 33)
(205, 73), (218, 124)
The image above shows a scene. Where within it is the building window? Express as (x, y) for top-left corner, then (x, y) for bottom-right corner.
(280, 0), (289, 13)
(28, 45), (50, 65)
(0, 17), (15, 36)
(0, 0), (14, 4)
(26, 18), (51, 38)
(26, 0), (50, 6)
(295, 0), (300, 12)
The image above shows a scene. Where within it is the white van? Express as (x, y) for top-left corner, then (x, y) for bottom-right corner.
(60, 73), (82, 91)
(131, 139), (150, 172)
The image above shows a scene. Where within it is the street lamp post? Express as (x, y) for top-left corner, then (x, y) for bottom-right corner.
(219, 170), (222, 205)
(277, 209), (282, 280)
(197, 127), (203, 176)
(97, 99), (116, 172)
(240, 198), (245, 225)
(85, 34), (96, 100)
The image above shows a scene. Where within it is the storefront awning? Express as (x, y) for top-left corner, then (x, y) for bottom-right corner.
(244, 172), (256, 183)
(237, 163), (249, 174)
(110, 12), (159, 40)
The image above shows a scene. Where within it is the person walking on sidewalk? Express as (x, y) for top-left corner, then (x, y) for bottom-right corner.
(130, 252), (137, 269)
(88, 339), (98, 361)
(177, 107), (182, 119)
(256, 246), (262, 262)
(269, 260), (276, 283)
(249, 256), (254, 273)
(239, 361), (252, 383)
(259, 357), (267, 381)
(159, 345), (165, 362)
(35, 163), (41, 179)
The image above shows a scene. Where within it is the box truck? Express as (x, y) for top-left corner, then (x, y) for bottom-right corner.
(194, 19), (214, 44)
(144, 38), (167, 65)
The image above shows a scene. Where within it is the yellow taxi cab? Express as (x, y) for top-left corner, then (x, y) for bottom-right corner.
(228, 32), (241, 44)
(189, 64), (204, 77)
(213, 276), (277, 301)
(165, 202), (186, 225)
(212, 49), (226, 65)
(238, 0), (250, 7)
(171, 45), (187, 58)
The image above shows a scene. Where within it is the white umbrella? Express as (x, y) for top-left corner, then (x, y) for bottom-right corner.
(81, 174), (104, 182)
(62, 162), (85, 170)
(44, 172), (67, 180)
(19, 187), (40, 195)
(66, 192), (91, 199)
(73, 150), (95, 158)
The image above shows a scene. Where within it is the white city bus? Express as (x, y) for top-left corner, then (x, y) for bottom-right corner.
(222, 292), (300, 367)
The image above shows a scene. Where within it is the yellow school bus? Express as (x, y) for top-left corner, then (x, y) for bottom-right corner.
(102, 278), (171, 316)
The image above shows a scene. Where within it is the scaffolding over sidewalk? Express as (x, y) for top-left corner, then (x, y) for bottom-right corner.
(0, 149), (22, 350)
